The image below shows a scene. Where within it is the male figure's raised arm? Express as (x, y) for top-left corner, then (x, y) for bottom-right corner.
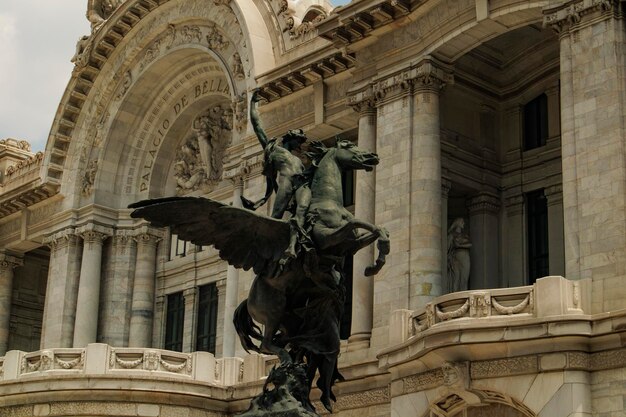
(250, 90), (269, 149)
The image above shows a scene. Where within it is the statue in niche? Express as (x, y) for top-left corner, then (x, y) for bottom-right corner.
(193, 105), (233, 183)
(87, 0), (126, 31)
(447, 217), (472, 293)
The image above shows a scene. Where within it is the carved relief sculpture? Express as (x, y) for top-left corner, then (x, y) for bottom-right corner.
(193, 105), (233, 182)
(173, 136), (206, 195)
(233, 93), (248, 133)
(206, 23), (230, 50)
(232, 52), (245, 80)
(87, 0), (125, 31)
(71, 36), (93, 69)
(447, 218), (471, 293)
(82, 160), (98, 197)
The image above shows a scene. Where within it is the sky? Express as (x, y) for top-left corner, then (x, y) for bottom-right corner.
(0, 1), (90, 152)
(0, 0), (350, 153)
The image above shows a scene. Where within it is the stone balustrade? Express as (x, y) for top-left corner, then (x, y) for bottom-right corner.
(0, 343), (269, 386)
(389, 275), (591, 345)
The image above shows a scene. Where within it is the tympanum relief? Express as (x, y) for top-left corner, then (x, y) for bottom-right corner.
(173, 106), (233, 195)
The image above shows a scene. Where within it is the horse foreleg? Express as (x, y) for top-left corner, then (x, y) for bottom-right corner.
(259, 321), (291, 364)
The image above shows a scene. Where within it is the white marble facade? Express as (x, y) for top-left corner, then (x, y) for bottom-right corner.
(1, 0), (626, 416)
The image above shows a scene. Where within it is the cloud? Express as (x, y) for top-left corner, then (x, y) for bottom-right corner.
(0, 1), (90, 152)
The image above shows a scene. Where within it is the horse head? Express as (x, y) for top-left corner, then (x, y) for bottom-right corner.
(333, 139), (379, 172)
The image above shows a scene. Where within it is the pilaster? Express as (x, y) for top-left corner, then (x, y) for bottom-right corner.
(74, 226), (109, 347)
(368, 57), (452, 349)
(346, 93), (377, 350)
(41, 228), (82, 348)
(182, 286), (198, 353)
(441, 179), (452, 293)
(504, 195), (526, 287)
(545, 184), (565, 277)
(215, 279), (227, 358)
(0, 253), (23, 355)
(545, 0), (626, 312)
(129, 230), (162, 347)
(222, 174), (244, 357)
(467, 193), (501, 290)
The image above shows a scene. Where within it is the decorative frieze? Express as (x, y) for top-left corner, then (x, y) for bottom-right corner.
(467, 193), (500, 214)
(471, 356), (538, 379)
(402, 369), (444, 394)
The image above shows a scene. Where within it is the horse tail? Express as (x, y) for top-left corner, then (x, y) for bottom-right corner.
(233, 299), (263, 353)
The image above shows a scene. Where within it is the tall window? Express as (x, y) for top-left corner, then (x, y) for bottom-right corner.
(196, 283), (218, 354)
(164, 292), (185, 351)
(169, 233), (187, 259)
(527, 190), (549, 284)
(523, 93), (548, 150)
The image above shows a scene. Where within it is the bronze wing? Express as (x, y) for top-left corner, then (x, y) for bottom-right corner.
(129, 197), (291, 275)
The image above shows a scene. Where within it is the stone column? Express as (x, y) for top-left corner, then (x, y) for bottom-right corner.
(128, 232), (161, 347)
(504, 195), (525, 287)
(100, 231), (136, 346)
(41, 229), (82, 348)
(467, 193), (500, 290)
(0, 254), (23, 355)
(73, 229), (108, 347)
(222, 176), (244, 357)
(182, 287), (198, 353)
(545, 0), (626, 312)
(545, 184), (565, 277)
(347, 99), (377, 350)
(408, 58), (451, 309)
(441, 179), (451, 293)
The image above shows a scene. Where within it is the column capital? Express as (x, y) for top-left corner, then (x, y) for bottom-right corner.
(79, 230), (109, 244)
(467, 192), (500, 214)
(215, 278), (227, 295)
(543, 0), (619, 36)
(505, 194), (525, 215)
(43, 228), (79, 251)
(347, 87), (376, 115)
(370, 57), (454, 104)
(544, 184), (563, 205)
(133, 233), (162, 247)
(183, 286), (198, 299)
(0, 253), (23, 272)
(442, 178), (452, 198)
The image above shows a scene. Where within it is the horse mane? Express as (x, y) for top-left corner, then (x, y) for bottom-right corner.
(306, 141), (330, 167)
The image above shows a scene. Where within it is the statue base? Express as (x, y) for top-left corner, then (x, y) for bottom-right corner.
(238, 362), (319, 417)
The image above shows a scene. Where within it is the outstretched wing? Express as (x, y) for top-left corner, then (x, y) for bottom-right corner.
(129, 197), (291, 274)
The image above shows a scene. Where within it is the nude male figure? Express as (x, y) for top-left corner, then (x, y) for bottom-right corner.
(241, 90), (311, 260)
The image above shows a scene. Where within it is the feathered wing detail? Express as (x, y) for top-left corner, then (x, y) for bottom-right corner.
(129, 197), (291, 275)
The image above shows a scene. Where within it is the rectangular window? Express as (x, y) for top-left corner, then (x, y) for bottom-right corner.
(169, 233), (188, 260)
(164, 292), (185, 352)
(527, 190), (549, 284)
(196, 283), (218, 354)
(523, 93), (549, 150)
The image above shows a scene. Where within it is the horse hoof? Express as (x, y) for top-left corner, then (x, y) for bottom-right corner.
(321, 396), (333, 413)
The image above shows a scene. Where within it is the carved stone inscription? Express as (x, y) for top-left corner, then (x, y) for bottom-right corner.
(138, 78), (230, 192)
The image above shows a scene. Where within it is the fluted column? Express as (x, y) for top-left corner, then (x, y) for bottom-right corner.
(223, 175), (244, 357)
(348, 100), (377, 350)
(41, 229), (82, 348)
(73, 229), (108, 347)
(128, 232), (161, 347)
(408, 58), (451, 309)
(100, 231), (136, 346)
(467, 193), (500, 290)
(0, 253), (23, 355)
